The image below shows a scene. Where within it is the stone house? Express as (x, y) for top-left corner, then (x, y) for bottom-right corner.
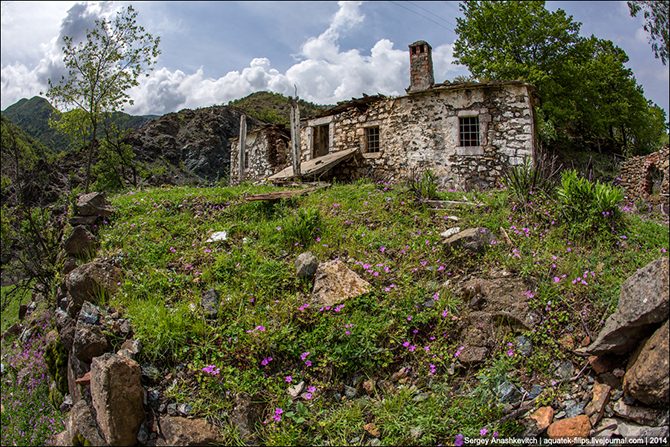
(230, 124), (291, 182)
(618, 145), (669, 204)
(236, 41), (538, 190)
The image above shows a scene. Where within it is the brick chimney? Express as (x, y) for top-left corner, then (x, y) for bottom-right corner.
(407, 40), (434, 93)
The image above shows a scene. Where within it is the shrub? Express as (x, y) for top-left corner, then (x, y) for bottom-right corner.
(556, 169), (624, 235)
(407, 169), (440, 201)
(279, 207), (322, 248)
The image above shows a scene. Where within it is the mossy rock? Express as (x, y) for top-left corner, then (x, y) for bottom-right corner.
(44, 330), (68, 395)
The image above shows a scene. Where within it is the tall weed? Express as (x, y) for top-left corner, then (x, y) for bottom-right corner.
(557, 169), (623, 236)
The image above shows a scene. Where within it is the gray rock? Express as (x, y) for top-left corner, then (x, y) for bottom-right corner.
(76, 192), (114, 217)
(582, 257), (669, 355)
(612, 399), (669, 426)
(167, 403), (178, 416)
(516, 335), (533, 357)
(201, 289), (219, 319)
(443, 227), (494, 254)
(78, 301), (101, 325)
(555, 361), (575, 381)
(497, 381), (523, 404)
(563, 399), (586, 418)
(177, 403), (192, 416)
(528, 384), (543, 400)
(72, 323), (109, 363)
(65, 260), (122, 316)
(68, 399), (106, 446)
(137, 423), (149, 444)
(344, 385), (357, 399)
(295, 252), (319, 280)
(288, 381), (305, 399)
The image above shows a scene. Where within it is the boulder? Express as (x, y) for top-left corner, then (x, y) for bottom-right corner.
(546, 415), (591, 440)
(90, 353), (145, 446)
(201, 289), (219, 319)
(582, 257), (668, 355)
(158, 416), (221, 446)
(65, 260), (122, 316)
(72, 323), (109, 363)
(295, 252), (318, 280)
(612, 399), (669, 426)
(64, 226), (98, 257)
(68, 399), (106, 446)
(230, 393), (264, 444)
(457, 345), (488, 365)
(75, 192), (114, 217)
(312, 260), (371, 307)
(623, 320), (669, 406)
(443, 227), (494, 254)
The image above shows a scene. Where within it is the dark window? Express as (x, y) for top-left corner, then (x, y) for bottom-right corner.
(244, 148), (249, 169)
(365, 126), (380, 153)
(459, 116), (480, 147)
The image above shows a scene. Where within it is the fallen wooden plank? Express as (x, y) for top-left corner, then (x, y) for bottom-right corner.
(245, 184), (329, 202)
(268, 148), (358, 181)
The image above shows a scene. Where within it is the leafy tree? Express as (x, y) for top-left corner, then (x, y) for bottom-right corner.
(453, 1), (667, 155)
(46, 5), (160, 192)
(628, 0), (669, 65)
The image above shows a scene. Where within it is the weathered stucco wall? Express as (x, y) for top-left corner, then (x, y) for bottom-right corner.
(299, 81), (536, 190)
(619, 145), (669, 202)
(231, 125), (291, 182)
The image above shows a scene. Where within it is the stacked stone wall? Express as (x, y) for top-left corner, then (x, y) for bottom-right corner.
(231, 126), (291, 183)
(619, 145), (670, 202)
(299, 82), (535, 190)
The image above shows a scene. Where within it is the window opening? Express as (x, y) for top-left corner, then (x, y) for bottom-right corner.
(365, 126), (380, 153)
(459, 116), (480, 147)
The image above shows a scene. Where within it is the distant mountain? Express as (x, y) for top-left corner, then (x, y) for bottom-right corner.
(1, 96), (158, 152)
(228, 91), (330, 126)
(125, 105), (264, 183)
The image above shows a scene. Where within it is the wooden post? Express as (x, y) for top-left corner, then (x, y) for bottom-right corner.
(238, 114), (246, 183)
(289, 95), (301, 178)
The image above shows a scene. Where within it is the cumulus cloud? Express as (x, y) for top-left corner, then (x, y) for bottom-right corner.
(2, 0), (467, 114)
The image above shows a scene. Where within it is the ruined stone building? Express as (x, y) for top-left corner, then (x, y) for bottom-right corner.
(234, 41), (538, 190)
(619, 145), (669, 203)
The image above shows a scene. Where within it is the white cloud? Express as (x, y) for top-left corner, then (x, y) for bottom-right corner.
(2, 0), (468, 114)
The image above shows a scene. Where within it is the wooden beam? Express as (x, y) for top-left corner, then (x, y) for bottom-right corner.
(290, 95), (302, 178)
(238, 114), (247, 183)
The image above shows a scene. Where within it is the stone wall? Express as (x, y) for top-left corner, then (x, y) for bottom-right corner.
(619, 145), (670, 202)
(299, 81), (536, 190)
(230, 125), (291, 183)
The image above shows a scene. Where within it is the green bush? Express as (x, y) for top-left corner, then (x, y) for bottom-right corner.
(556, 169), (623, 235)
(407, 169), (440, 201)
(279, 207), (322, 248)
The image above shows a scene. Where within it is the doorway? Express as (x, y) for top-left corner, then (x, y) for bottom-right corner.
(312, 124), (329, 158)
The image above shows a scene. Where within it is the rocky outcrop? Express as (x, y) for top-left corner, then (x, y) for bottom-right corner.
(126, 105), (263, 182)
(64, 225), (98, 257)
(443, 227), (494, 254)
(312, 260), (371, 307)
(623, 320), (669, 406)
(547, 415), (591, 439)
(582, 257), (669, 355)
(65, 259), (122, 316)
(90, 353), (145, 446)
(157, 416), (221, 446)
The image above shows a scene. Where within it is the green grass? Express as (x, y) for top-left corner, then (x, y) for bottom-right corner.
(89, 179), (668, 445)
(1, 285), (31, 333)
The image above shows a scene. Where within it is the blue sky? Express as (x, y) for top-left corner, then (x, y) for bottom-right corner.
(1, 1), (668, 118)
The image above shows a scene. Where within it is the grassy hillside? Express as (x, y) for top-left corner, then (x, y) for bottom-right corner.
(75, 178), (670, 445)
(228, 91), (330, 126)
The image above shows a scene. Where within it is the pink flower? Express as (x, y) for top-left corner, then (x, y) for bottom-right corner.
(433, 292), (440, 301)
(285, 375), (293, 383)
(260, 357), (273, 366)
(442, 309), (449, 318)
(524, 290), (535, 299)
(169, 247), (176, 253)
(407, 315), (413, 321)
(454, 346), (464, 358)
(300, 352), (310, 361)
(304, 360), (312, 367)
(379, 246), (386, 253)
(553, 276), (561, 283)
(273, 407), (283, 422)
(429, 363), (437, 375)
(480, 428), (488, 436)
